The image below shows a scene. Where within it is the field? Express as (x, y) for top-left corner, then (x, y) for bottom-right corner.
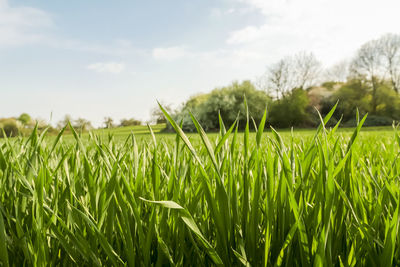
(0, 109), (400, 266)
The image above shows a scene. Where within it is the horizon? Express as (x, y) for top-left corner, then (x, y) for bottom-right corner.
(1, 0), (400, 127)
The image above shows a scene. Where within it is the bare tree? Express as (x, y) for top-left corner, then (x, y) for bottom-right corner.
(254, 73), (269, 92)
(350, 39), (384, 113)
(379, 33), (400, 93)
(324, 60), (349, 83)
(151, 102), (172, 124)
(265, 52), (321, 99)
(267, 57), (294, 99)
(293, 51), (322, 89)
(56, 114), (73, 129)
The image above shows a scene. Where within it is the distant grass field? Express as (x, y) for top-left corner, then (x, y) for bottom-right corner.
(87, 124), (396, 145)
(79, 122), (395, 141)
(93, 123), (167, 136)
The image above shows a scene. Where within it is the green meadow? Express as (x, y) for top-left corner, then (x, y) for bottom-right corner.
(0, 108), (400, 266)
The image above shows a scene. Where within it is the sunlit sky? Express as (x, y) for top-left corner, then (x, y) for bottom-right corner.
(1, 0), (400, 126)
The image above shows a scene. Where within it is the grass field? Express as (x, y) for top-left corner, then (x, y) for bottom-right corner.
(0, 108), (400, 266)
(93, 123), (167, 136)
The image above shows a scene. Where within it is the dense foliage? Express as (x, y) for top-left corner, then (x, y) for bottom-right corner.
(1, 106), (400, 266)
(172, 80), (271, 131)
(321, 79), (400, 125)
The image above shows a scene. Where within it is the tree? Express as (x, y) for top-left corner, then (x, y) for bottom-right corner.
(375, 83), (400, 119)
(171, 80), (271, 131)
(267, 57), (294, 99)
(103, 117), (115, 128)
(322, 79), (370, 122)
(74, 118), (93, 132)
(379, 33), (400, 93)
(151, 103), (172, 124)
(57, 114), (73, 129)
(350, 39), (384, 113)
(265, 52), (321, 99)
(324, 61), (349, 83)
(17, 113), (31, 126)
(293, 51), (322, 89)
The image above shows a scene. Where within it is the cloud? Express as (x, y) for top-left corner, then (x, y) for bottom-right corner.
(0, 0), (53, 46)
(0, 0), (144, 57)
(210, 7), (235, 17)
(227, 25), (264, 44)
(229, 0), (400, 65)
(87, 62), (125, 73)
(44, 38), (146, 57)
(152, 46), (188, 61)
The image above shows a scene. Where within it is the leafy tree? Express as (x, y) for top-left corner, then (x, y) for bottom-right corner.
(324, 79), (370, 122)
(171, 81), (271, 131)
(321, 79), (400, 124)
(375, 83), (400, 119)
(17, 113), (31, 125)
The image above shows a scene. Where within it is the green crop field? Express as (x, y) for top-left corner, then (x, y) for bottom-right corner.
(0, 106), (400, 266)
(93, 123), (167, 136)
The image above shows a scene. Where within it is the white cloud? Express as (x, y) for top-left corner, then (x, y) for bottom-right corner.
(0, 0), (144, 57)
(0, 0), (53, 46)
(227, 25), (264, 44)
(152, 46), (188, 61)
(210, 7), (235, 17)
(229, 0), (400, 65)
(87, 62), (125, 73)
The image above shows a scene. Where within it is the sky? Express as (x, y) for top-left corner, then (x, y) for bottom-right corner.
(1, 0), (400, 126)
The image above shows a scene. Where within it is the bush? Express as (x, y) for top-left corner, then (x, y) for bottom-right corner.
(375, 85), (400, 119)
(269, 89), (315, 128)
(344, 115), (395, 127)
(120, 118), (142, 127)
(321, 80), (370, 123)
(0, 119), (20, 137)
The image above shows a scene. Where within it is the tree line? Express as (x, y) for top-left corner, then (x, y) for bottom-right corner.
(0, 114), (145, 138)
(168, 33), (400, 131)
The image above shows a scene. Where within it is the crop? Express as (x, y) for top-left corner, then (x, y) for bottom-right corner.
(0, 104), (400, 266)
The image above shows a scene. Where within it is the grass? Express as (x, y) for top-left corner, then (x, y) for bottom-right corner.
(93, 123), (167, 136)
(0, 107), (400, 266)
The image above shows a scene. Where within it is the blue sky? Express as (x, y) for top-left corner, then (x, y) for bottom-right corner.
(1, 0), (400, 126)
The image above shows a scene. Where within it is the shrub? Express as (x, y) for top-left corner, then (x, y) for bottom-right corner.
(268, 89), (314, 128)
(344, 115), (395, 127)
(0, 119), (20, 137)
(120, 118), (142, 127)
